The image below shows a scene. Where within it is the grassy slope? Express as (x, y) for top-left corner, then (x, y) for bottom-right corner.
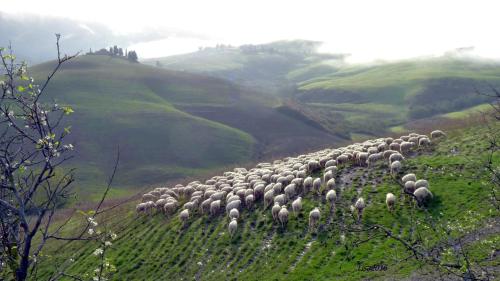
(38, 123), (499, 280)
(31, 55), (256, 198)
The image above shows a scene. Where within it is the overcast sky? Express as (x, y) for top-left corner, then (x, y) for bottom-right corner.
(2, 0), (499, 62)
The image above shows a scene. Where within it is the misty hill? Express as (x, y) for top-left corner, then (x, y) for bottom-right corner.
(144, 40), (346, 96)
(30, 55), (346, 198)
(148, 44), (500, 137)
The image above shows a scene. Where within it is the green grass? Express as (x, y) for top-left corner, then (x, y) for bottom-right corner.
(440, 103), (492, 119)
(35, 123), (499, 280)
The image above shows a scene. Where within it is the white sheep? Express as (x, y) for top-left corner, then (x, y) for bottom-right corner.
(272, 203), (281, 221)
(312, 178), (322, 194)
(323, 170), (334, 183)
(386, 193), (396, 211)
(415, 179), (429, 189)
(400, 141), (414, 155)
(430, 130), (446, 138)
(390, 161), (402, 175)
(308, 208), (321, 232)
(200, 198), (213, 215)
(404, 181), (416, 194)
(303, 177), (313, 193)
(179, 209), (189, 224)
(326, 178), (336, 190)
(274, 194), (286, 206)
(419, 137), (431, 146)
(210, 200), (221, 216)
(389, 153), (405, 164)
(326, 190), (336, 209)
(228, 218), (238, 237)
(292, 197), (302, 215)
(402, 173), (416, 183)
(414, 187), (433, 205)
(229, 208), (239, 220)
(225, 199), (241, 213)
(264, 190), (275, 208)
(245, 194), (255, 209)
(355, 197), (366, 221)
(278, 206), (289, 228)
(284, 183), (296, 200)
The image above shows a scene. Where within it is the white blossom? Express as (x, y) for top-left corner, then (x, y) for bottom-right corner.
(93, 248), (103, 256)
(104, 241), (112, 247)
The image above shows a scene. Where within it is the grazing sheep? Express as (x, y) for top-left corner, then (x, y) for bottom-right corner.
(383, 150), (397, 160)
(307, 160), (321, 173)
(229, 208), (239, 220)
(312, 178), (322, 194)
(419, 137), (431, 146)
(326, 178), (336, 190)
(179, 209), (189, 224)
(273, 183), (283, 194)
(402, 173), (416, 183)
(386, 193), (396, 211)
(278, 206), (289, 228)
(200, 198), (213, 215)
(325, 159), (336, 168)
(183, 201), (196, 211)
(400, 141), (414, 155)
(367, 153), (383, 168)
(389, 153), (405, 164)
(228, 218), (238, 237)
(357, 152), (369, 167)
(254, 184), (265, 200)
(414, 187), (433, 205)
(326, 190), (337, 209)
(324, 170), (334, 183)
(303, 177), (313, 193)
(390, 161), (402, 175)
(389, 142), (401, 152)
(164, 201), (178, 216)
(245, 194), (255, 209)
(272, 203), (281, 221)
(309, 208), (321, 232)
(292, 197), (302, 215)
(284, 184), (296, 200)
(264, 190), (275, 208)
(404, 181), (416, 194)
(142, 193), (157, 202)
(415, 179), (429, 189)
(336, 155), (349, 165)
(225, 200), (241, 213)
(274, 194), (286, 206)
(430, 130), (446, 138)
(136, 202), (149, 214)
(210, 200), (221, 216)
(355, 198), (366, 221)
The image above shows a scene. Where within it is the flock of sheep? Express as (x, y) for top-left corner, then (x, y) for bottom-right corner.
(136, 130), (446, 236)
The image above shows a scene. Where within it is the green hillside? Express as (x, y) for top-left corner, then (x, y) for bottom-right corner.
(30, 55), (343, 199)
(36, 122), (499, 280)
(149, 44), (500, 136)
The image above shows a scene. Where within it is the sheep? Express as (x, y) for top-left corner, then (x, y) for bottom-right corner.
(323, 170), (334, 183)
(326, 178), (336, 190)
(303, 177), (313, 193)
(142, 193), (157, 202)
(225, 199), (241, 213)
(312, 178), (322, 194)
(162, 201), (177, 215)
(254, 184), (265, 200)
(272, 203), (281, 221)
(419, 137), (431, 146)
(229, 208), (239, 220)
(389, 153), (404, 164)
(200, 198), (213, 215)
(210, 200), (221, 216)
(383, 150), (397, 160)
(183, 201), (196, 211)
(404, 181), (416, 194)
(245, 194), (255, 209)
(274, 194), (286, 206)
(278, 206), (289, 228)
(386, 193), (396, 211)
(284, 183), (296, 200)
(136, 202), (150, 215)
(357, 152), (369, 166)
(273, 183), (283, 194)
(179, 209), (189, 224)
(400, 141), (414, 155)
(390, 161), (402, 175)
(402, 173), (416, 183)
(389, 142), (401, 152)
(414, 187), (433, 205)
(228, 218), (238, 237)
(292, 197), (302, 215)
(336, 155), (349, 165)
(325, 159), (336, 168)
(307, 160), (321, 173)
(354, 197), (366, 221)
(367, 152), (383, 168)
(415, 179), (429, 189)
(430, 130), (446, 138)
(326, 190), (336, 209)
(308, 208), (321, 232)
(264, 190), (275, 208)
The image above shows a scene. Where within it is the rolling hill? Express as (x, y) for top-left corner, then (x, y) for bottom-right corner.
(35, 120), (500, 280)
(148, 42), (500, 137)
(30, 54), (346, 199)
